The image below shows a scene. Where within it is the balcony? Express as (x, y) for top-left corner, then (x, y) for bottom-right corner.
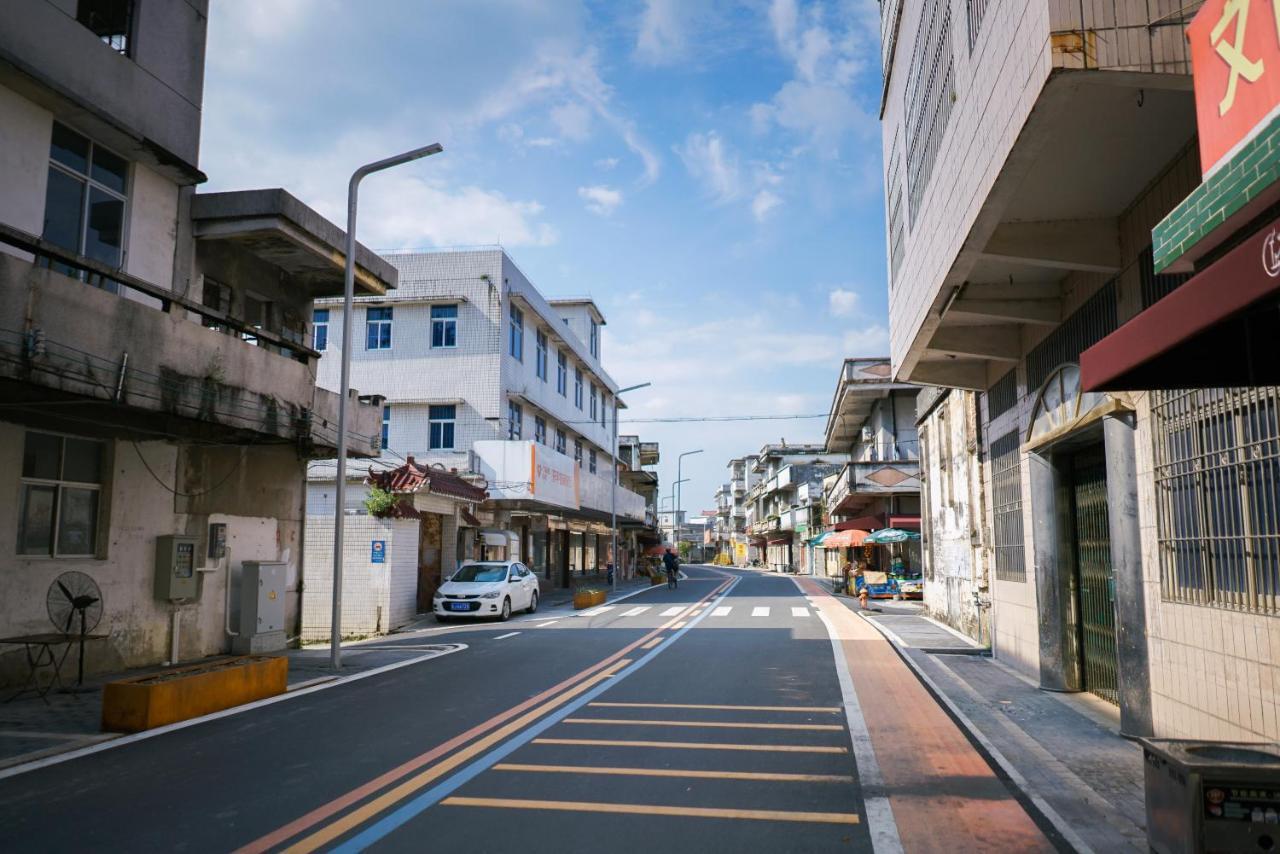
(472, 440), (645, 522)
(826, 459), (921, 516)
(0, 228), (381, 456)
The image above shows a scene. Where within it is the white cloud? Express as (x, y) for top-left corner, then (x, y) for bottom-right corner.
(841, 324), (890, 356)
(361, 177), (558, 249)
(635, 0), (688, 64)
(578, 184), (623, 216)
(595, 157), (620, 170)
(550, 101), (592, 141)
(828, 287), (858, 316)
(751, 190), (781, 221)
(676, 131), (741, 202)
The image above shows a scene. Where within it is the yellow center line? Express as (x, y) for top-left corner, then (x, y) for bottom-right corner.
(491, 763), (854, 783)
(440, 797), (861, 825)
(284, 659), (631, 854)
(531, 738), (847, 754)
(588, 702), (842, 714)
(563, 718), (844, 731)
(640, 637), (664, 649)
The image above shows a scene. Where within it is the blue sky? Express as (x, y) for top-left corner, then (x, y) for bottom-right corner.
(201, 0), (887, 515)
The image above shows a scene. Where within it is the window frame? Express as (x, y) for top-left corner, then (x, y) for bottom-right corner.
(77, 0), (135, 55)
(43, 121), (130, 283)
(429, 404), (456, 450)
(534, 416), (547, 446)
(574, 439), (583, 467)
(555, 429), (567, 455)
(366, 306), (394, 351)
(589, 319), (599, 358)
(588, 449), (598, 475)
(535, 329), (548, 381)
(381, 405), (391, 451)
(556, 350), (567, 396)
(590, 385), (598, 421)
(430, 304), (458, 349)
(312, 308), (329, 352)
(17, 430), (106, 558)
(508, 401), (523, 440)
(509, 304), (524, 361)
(574, 368), (584, 409)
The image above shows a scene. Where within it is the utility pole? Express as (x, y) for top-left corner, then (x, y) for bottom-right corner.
(676, 449), (703, 561)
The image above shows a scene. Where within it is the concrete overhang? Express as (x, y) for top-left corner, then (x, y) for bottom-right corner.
(897, 69), (1196, 389)
(824, 358), (917, 452)
(190, 189), (397, 298)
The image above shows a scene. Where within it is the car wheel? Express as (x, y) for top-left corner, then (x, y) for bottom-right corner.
(499, 598), (511, 622)
(527, 591), (538, 614)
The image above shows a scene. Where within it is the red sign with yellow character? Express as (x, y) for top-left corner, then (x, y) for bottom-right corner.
(1188, 0), (1280, 174)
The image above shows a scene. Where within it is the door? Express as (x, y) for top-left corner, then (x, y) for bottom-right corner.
(417, 514), (443, 613)
(1071, 447), (1119, 705)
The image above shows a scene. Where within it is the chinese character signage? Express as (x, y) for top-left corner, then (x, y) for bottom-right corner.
(1188, 0), (1280, 174)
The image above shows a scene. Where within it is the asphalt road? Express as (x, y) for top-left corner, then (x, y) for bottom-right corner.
(0, 565), (1050, 852)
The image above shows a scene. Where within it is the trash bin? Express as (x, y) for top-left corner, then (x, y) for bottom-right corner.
(1141, 738), (1280, 854)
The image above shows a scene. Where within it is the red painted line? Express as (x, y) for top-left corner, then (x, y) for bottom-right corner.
(236, 575), (732, 854)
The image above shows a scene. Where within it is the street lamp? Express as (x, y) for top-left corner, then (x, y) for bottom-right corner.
(331, 142), (443, 670)
(676, 449), (703, 562)
(667, 479), (688, 552)
(610, 381), (651, 593)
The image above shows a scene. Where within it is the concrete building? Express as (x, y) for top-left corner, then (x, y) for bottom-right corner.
(303, 249), (648, 638)
(881, 1), (1278, 740)
(0, 0), (386, 679)
(617, 434), (662, 550)
(818, 358), (922, 576)
(745, 443), (843, 573)
(916, 387), (988, 643)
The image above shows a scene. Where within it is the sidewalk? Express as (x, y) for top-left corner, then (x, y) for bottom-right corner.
(828, 590), (1148, 852)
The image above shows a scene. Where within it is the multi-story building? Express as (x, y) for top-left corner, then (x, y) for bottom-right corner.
(0, 0), (386, 677)
(617, 433), (662, 555)
(303, 249), (648, 637)
(745, 443), (843, 572)
(882, 2), (1275, 740)
(818, 358), (922, 575)
(726, 456), (757, 565)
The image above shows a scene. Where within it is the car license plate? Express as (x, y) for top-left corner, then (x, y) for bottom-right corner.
(449, 602), (470, 611)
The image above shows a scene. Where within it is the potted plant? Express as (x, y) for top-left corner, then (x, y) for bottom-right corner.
(574, 587), (607, 609)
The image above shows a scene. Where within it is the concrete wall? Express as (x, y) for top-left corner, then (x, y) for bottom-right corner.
(0, 82), (51, 240)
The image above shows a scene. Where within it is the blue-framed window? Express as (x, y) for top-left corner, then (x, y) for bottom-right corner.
(381, 405), (390, 450)
(509, 304), (523, 360)
(535, 330), (548, 380)
(574, 368), (584, 409)
(429, 404), (456, 450)
(508, 401), (522, 440)
(555, 429), (567, 455)
(366, 306), (393, 350)
(534, 416), (547, 445)
(556, 351), (567, 396)
(431, 304), (457, 348)
(313, 309), (329, 351)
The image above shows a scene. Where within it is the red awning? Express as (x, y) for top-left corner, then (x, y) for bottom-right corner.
(888, 515), (920, 530)
(1081, 220), (1280, 391)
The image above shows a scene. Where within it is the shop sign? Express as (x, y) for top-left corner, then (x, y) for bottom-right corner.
(1188, 0), (1280, 174)
(531, 445), (580, 510)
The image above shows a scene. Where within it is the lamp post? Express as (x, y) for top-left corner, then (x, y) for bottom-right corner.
(666, 479), (688, 553)
(610, 382), (651, 594)
(331, 142), (443, 671)
(676, 449), (703, 562)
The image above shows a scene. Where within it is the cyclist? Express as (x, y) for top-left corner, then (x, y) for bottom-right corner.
(662, 549), (680, 589)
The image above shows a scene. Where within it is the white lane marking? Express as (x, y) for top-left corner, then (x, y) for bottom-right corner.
(659, 607), (685, 617)
(621, 606), (651, 617)
(711, 606), (732, 617)
(577, 605), (616, 617)
(751, 607), (770, 617)
(494, 632), (521, 640)
(535, 620), (559, 627)
(791, 607), (810, 618)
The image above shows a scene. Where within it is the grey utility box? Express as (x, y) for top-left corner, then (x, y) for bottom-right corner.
(1142, 738), (1280, 854)
(233, 561), (287, 654)
(155, 535), (200, 601)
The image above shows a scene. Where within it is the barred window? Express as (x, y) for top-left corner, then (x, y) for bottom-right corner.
(904, 0), (955, 225)
(1025, 281), (1116, 393)
(1140, 245), (1193, 309)
(987, 368), (1018, 421)
(966, 0), (990, 53)
(886, 145), (905, 283)
(1153, 388), (1280, 615)
(991, 430), (1026, 582)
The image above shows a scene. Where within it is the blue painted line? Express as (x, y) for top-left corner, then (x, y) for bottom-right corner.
(331, 575), (741, 852)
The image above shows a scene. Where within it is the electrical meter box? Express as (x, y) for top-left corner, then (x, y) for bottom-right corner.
(233, 561), (286, 654)
(155, 535), (200, 601)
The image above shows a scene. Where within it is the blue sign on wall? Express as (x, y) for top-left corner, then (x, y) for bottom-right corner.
(371, 540), (386, 564)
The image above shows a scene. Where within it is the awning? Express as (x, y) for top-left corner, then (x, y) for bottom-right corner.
(808, 531), (831, 546)
(822, 529), (869, 548)
(888, 515), (921, 530)
(1081, 219), (1280, 391)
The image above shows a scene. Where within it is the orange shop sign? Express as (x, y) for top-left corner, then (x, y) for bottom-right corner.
(1188, 0), (1280, 175)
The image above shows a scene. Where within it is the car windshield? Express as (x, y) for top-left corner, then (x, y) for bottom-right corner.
(451, 564), (508, 583)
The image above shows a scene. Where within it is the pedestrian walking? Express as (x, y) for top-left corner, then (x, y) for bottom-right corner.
(663, 548), (680, 590)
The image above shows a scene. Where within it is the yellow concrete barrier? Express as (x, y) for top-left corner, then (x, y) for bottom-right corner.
(101, 655), (288, 733)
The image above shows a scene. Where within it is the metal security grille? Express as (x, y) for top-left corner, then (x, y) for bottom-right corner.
(1072, 448), (1118, 706)
(1152, 387), (1280, 615)
(1026, 281), (1117, 393)
(991, 430), (1026, 582)
(1140, 245), (1192, 308)
(905, 0), (955, 226)
(887, 148), (905, 284)
(966, 0), (990, 52)
(987, 368), (1017, 420)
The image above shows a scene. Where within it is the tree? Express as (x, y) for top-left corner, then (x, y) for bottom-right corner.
(678, 541), (692, 560)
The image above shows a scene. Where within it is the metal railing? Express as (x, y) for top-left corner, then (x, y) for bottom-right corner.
(0, 222), (318, 364)
(1050, 0), (1196, 75)
(991, 429), (1027, 582)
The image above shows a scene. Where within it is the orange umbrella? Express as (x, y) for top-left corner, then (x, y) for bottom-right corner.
(822, 529), (869, 548)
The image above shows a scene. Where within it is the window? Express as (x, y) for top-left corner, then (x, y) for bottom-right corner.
(555, 429), (567, 455)
(509, 304), (524, 360)
(366, 306), (393, 350)
(431, 304), (458, 348)
(508, 401), (523, 440)
(536, 330), (548, 381)
(381, 406), (391, 451)
(574, 439), (583, 467)
(77, 0), (134, 54)
(534, 416), (547, 445)
(590, 385), (598, 421)
(990, 430), (1025, 582)
(18, 431), (105, 557)
(42, 122), (128, 287)
(1153, 387), (1280, 615)
(556, 351), (567, 396)
(588, 449), (598, 474)
(201, 279), (232, 334)
(966, 0), (990, 52)
(904, 0), (955, 225)
(242, 293), (274, 347)
(600, 392), (607, 427)
(313, 309), (329, 351)
(429, 404), (456, 450)
(886, 144), (905, 284)
(589, 319), (600, 358)
(574, 368), (584, 409)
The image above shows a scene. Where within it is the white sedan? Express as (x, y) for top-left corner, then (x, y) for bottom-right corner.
(433, 561), (540, 622)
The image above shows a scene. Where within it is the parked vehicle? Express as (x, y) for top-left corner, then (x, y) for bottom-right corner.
(433, 561), (539, 622)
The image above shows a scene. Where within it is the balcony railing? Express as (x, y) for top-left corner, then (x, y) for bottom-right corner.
(826, 459), (921, 514)
(1049, 0), (1193, 75)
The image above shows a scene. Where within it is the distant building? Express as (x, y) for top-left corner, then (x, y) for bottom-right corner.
(745, 443), (843, 573)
